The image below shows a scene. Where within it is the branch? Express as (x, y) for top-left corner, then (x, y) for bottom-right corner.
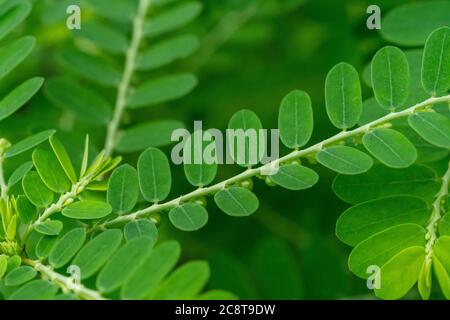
(94, 94), (450, 231)
(104, 0), (150, 157)
(23, 258), (105, 300)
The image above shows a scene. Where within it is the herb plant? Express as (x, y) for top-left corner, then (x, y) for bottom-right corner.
(0, 0), (449, 300)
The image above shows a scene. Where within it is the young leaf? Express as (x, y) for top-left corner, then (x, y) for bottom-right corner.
(138, 147), (172, 203)
(151, 261), (210, 299)
(278, 90), (313, 149)
(169, 203), (208, 231)
(49, 228), (86, 268)
(7, 161), (33, 187)
(76, 21), (128, 54)
(418, 259), (432, 300)
(8, 280), (58, 300)
(36, 236), (57, 260)
(421, 26), (450, 95)
(214, 187), (259, 217)
(116, 120), (184, 153)
(408, 112), (450, 149)
(79, 135), (89, 178)
(137, 34), (199, 71)
(49, 135), (77, 183)
(62, 201), (112, 220)
(270, 164), (318, 190)
(375, 246), (425, 300)
(371, 46), (410, 110)
(96, 237), (153, 293)
(45, 77), (112, 125)
(325, 62), (362, 129)
(22, 171), (54, 208)
(0, 36), (35, 80)
(121, 241), (180, 300)
(316, 146), (373, 175)
(0, 2), (31, 40)
(107, 164), (139, 215)
(143, 2), (203, 37)
(183, 131), (217, 187)
(0, 77), (44, 121)
(72, 229), (123, 280)
(127, 74), (198, 108)
(124, 219), (158, 244)
(227, 109), (264, 167)
(4, 266), (37, 286)
(362, 128), (417, 168)
(16, 195), (36, 224)
(35, 220), (63, 236)
(348, 224), (426, 278)
(5, 129), (55, 158)
(336, 195), (429, 246)
(32, 148), (71, 194)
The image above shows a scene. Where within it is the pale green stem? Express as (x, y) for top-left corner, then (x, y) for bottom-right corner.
(94, 94), (450, 231)
(104, 0), (150, 157)
(23, 258), (105, 300)
(425, 160), (450, 260)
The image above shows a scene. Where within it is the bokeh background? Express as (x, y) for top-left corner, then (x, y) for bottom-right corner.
(0, 0), (444, 299)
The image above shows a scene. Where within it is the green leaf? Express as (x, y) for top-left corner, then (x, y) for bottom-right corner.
(439, 213), (450, 236)
(432, 256), (450, 300)
(22, 171), (54, 208)
(348, 224), (426, 278)
(56, 50), (121, 87)
(7, 161), (33, 187)
(196, 290), (238, 300)
(422, 27), (450, 96)
(45, 77), (112, 125)
(49, 228), (86, 268)
(183, 131), (217, 187)
(278, 90), (313, 149)
(72, 229), (123, 280)
(124, 219), (158, 244)
(138, 147), (172, 203)
(107, 164), (139, 215)
(271, 163), (318, 190)
(381, 1), (450, 46)
(79, 135), (89, 178)
(408, 112), (450, 149)
(227, 109), (264, 167)
(418, 259), (432, 300)
(62, 201), (112, 220)
(121, 241), (180, 300)
(116, 120), (184, 153)
(151, 261), (210, 299)
(6, 255), (21, 273)
(0, 2), (31, 40)
(36, 236), (57, 260)
(8, 280), (58, 300)
(169, 203), (208, 231)
(325, 62), (362, 129)
(4, 266), (37, 286)
(76, 21), (128, 53)
(0, 77), (44, 121)
(49, 135), (77, 183)
(336, 195), (430, 246)
(5, 129), (55, 158)
(137, 34), (199, 71)
(96, 237), (153, 293)
(333, 164), (440, 204)
(358, 97), (388, 126)
(371, 46), (410, 110)
(375, 246), (425, 300)
(88, 0), (137, 22)
(143, 2), (202, 37)
(35, 220), (63, 236)
(0, 36), (35, 80)
(317, 146), (373, 175)
(127, 74), (197, 108)
(16, 195), (36, 224)
(32, 148), (71, 194)
(214, 187), (259, 217)
(433, 236), (450, 299)
(0, 255), (7, 280)
(362, 128), (417, 168)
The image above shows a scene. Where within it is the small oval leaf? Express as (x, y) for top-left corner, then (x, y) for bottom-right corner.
(169, 203), (208, 231)
(271, 164), (318, 190)
(214, 187), (259, 217)
(107, 164), (139, 215)
(317, 146), (373, 175)
(62, 201), (112, 220)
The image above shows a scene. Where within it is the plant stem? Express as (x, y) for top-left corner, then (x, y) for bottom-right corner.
(93, 94), (450, 231)
(23, 258), (105, 300)
(104, 0), (150, 157)
(425, 160), (450, 261)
